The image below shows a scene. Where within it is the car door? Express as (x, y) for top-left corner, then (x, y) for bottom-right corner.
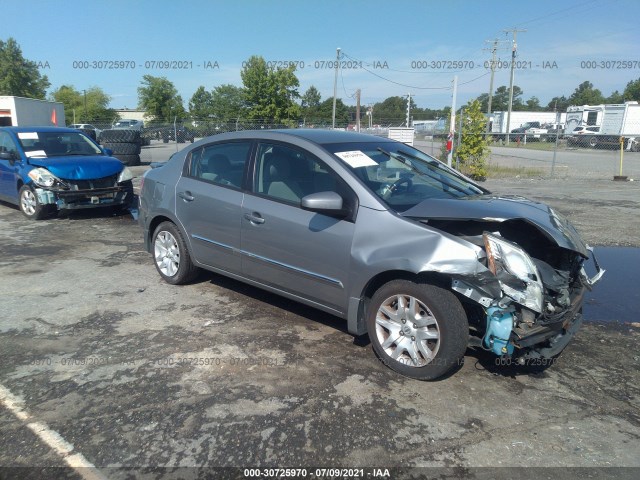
(241, 142), (356, 313)
(0, 131), (20, 201)
(175, 140), (251, 274)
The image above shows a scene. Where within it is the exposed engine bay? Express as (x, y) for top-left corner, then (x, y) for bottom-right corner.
(419, 216), (604, 364)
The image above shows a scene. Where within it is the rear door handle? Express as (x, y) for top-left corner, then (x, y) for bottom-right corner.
(178, 191), (194, 202)
(244, 212), (265, 224)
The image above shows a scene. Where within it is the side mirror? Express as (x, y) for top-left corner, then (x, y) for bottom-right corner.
(0, 151), (16, 163)
(301, 191), (345, 214)
(103, 148), (113, 156)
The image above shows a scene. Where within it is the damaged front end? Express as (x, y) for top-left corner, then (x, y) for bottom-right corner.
(28, 167), (134, 210)
(423, 211), (605, 364)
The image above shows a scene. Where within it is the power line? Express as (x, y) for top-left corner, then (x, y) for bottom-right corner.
(341, 50), (490, 91)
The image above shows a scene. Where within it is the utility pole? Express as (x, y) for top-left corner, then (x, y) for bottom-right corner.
(406, 93), (412, 127)
(447, 76), (458, 168)
(355, 89), (361, 132)
(504, 28), (526, 144)
(332, 47), (341, 129)
(82, 89), (87, 121)
(484, 40), (498, 133)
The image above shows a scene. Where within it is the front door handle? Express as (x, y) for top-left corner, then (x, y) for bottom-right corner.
(178, 191), (195, 202)
(244, 212), (265, 224)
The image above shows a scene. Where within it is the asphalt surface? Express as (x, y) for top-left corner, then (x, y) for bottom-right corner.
(0, 139), (638, 479)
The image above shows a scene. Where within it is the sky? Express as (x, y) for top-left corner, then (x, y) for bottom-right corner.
(4, 0), (640, 111)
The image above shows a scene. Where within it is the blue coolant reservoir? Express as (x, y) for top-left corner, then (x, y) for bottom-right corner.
(484, 306), (515, 356)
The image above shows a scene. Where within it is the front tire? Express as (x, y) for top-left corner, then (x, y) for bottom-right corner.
(367, 280), (468, 380)
(19, 185), (52, 220)
(152, 221), (199, 284)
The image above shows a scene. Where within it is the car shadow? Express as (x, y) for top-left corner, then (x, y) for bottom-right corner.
(194, 269), (353, 337)
(464, 345), (551, 379)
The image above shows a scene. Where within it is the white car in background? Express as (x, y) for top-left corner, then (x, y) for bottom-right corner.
(69, 123), (102, 138)
(112, 119), (144, 131)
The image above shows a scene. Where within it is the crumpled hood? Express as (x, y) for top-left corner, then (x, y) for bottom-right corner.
(402, 195), (589, 257)
(28, 156), (124, 180)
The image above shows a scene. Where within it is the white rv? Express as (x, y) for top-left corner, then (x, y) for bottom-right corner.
(565, 105), (604, 134)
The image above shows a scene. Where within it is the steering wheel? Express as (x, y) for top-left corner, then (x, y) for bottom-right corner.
(382, 177), (413, 200)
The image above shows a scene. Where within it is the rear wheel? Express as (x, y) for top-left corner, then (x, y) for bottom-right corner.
(589, 136), (598, 148)
(367, 280), (468, 380)
(152, 222), (199, 284)
(19, 185), (53, 220)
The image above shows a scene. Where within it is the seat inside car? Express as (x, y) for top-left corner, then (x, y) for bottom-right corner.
(200, 153), (231, 183)
(263, 151), (304, 203)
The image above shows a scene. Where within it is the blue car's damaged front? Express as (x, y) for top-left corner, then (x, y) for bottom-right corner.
(0, 127), (134, 219)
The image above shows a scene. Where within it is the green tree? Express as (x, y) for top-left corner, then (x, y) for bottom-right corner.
(301, 86), (321, 109)
(301, 85), (322, 122)
(50, 85), (115, 124)
(137, 75), (186, 123)
(546, 95), (570, 112)
(623, 78), (640, 102)
(568, 81), (605, 106)
(476, 85), (523, 111)
(606, 90), (624, 104)
(241, 55), (300, 124)
(372, 96), (416, 124)
(0, 37), (50, 99)
(210, 84), (245, 121)
(311, 98), (350, 126)
(525, 96), (540, 111)
(188, 86), (214, 120)
(456, 100), (489, 180)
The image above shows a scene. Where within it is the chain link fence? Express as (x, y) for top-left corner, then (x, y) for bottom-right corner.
(417, 124), (640, 180)
(75, 116), (640, 180)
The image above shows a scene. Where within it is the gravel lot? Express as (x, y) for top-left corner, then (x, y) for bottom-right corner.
(0, 140), (638, 479)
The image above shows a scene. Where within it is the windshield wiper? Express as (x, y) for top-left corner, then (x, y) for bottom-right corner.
(377, 147), (473, 196)
(397, 149), (486, 194)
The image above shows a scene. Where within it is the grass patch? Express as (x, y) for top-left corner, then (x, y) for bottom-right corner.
(460, 163), (545, 179)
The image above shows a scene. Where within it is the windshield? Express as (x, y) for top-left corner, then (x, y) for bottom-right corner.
(323, 140), (486, 212)
(17, 131), (103, 157)
(324, 141), (486, 212)
(323, 140), (487, 212)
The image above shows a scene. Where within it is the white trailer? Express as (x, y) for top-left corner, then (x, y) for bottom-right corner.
(490, 111), (566, 134)
(0, 96), (66, 127)
(597, 102), (640, 151)
(565, 105), (604, 134)
(388, 127), (415, 146)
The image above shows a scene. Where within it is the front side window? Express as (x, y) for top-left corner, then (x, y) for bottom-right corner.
(188, 141), (251, 188)
(0, 131), (18, 156)
(254, 143), (342, 204)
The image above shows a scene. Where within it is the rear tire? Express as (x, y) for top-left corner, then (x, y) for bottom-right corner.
(152, 222), (199, 285)
(367, 280), (468, 380)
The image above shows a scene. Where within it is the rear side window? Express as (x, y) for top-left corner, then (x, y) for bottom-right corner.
(188, 141), (251, 188)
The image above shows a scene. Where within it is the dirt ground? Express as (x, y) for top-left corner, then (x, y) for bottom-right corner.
(0, 156), (638, 479)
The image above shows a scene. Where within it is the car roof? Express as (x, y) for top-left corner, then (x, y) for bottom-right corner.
(269, 128), (394, 145)
(0, 126), (79, 133)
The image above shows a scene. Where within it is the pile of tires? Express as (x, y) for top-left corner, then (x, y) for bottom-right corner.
(100, 129), (141, 166)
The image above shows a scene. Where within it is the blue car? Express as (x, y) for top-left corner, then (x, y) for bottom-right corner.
(0, 126), (134, 219)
